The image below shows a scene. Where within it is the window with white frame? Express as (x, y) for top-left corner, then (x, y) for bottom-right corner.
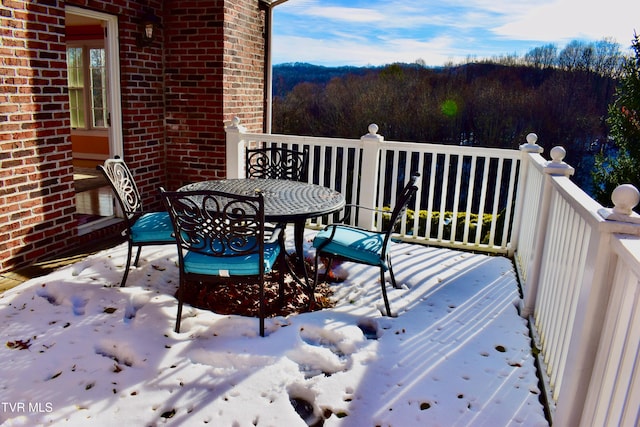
(66, 43), (108, 130)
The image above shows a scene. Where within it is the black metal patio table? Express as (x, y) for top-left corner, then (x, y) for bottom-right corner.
(178, 178), (346, 278)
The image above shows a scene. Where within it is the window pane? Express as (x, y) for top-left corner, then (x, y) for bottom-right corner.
(66, 47), (84, 88)
(69, 88), (85, 128)
(67, 47), (85, 128)
(89, 48), (107, 128)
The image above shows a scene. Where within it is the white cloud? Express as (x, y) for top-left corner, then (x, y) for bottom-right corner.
(273, 0), (639, 66)
(303, 6), (386, 23)
(492, 0), (638, 45)
(272, 34), (463, 67)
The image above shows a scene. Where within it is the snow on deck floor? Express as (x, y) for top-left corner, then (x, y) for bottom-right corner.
(0, 229), (548, 426)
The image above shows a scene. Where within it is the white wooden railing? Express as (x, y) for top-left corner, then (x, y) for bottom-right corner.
(582, 235), (640, 426)
(226, 118), (640, 426)
(227, 119), (522, 254)
(516, 162), (640, 426)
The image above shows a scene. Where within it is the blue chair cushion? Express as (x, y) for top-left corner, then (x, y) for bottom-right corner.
(313, 225), (388, 269)
(183, 241), (281, 276)
(130, 212), (174, 243)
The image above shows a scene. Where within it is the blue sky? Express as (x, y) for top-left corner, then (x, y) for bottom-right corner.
(272, 0), (639, 67)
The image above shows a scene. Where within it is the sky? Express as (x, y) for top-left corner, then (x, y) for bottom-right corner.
(272, 0), (640, 67)
(0, 228), (548, 426)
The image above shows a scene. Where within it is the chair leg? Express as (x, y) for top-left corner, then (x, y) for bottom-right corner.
(120, 241), (134, 287)
(133, 246), (143, 267)
(312, 253), (322, 310)
(174, 301), (183, 333)
(278, 262), (286, 304)
(174, 280), (185, 333)
(278, 231), (286, 304)
(380, 267), (392, 316)
(323, 256), (334, 281)
(387, 256), (401, 289)
(259, 278), (265, 337)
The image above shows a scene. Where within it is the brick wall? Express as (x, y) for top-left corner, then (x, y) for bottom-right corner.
(223, 0), (266, 127)
(0, 1), (75, 272)
(164, 0), (266, 190)
(0, 0), (268, 273)
(112, 0), (167, 210)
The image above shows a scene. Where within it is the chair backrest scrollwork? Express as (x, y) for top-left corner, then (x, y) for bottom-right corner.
(98, 158), (143, 222)
(245, 146), (309, 182)
(161, 189), (266, 262)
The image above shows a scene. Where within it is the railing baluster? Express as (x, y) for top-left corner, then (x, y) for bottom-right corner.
(425, 152), (436, 241)
(500, 158), (518, 249)
(437, 153), (450, 241)
(487, 157), (504, 246)
(412, 152), (425, 239)
(475, 157), (490, 245)
(388, 147), (400, 207)
(449, 154), (462, 243)
(396, 150), (410, 236)
(462, 155), (476, 245)
(351, 147), (362, 222)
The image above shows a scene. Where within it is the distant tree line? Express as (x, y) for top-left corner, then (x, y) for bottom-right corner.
(272, 39), (629, 195)
(473, 38), (625, 76)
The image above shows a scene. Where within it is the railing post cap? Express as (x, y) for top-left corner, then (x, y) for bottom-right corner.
(519, 132), (543, 153)
(544, 146), (575, 176)
(612, 184), (640, 215)
(598, 184), (640, 225)
(225, 116), (246, 132)
(550, 146), (566, 161)
(362, 123), (384, 142)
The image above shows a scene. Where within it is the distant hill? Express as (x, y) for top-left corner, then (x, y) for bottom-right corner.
(272, 62), (546, 97)
(272, 63), (372, 97)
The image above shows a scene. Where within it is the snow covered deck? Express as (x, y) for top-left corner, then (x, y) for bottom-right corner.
(0, 229), (548, 426)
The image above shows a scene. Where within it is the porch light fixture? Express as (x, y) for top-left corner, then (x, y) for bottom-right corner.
(137, 11), (161, 47)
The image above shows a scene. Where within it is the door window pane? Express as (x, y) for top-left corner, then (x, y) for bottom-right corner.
(89, 48), (107, 128)
(68, 88), (85, 128)
(66, 46), (107, 130)
(66, 47), (85, 128)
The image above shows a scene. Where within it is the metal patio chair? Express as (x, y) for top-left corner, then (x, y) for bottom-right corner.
(160, 188), (285, 337)
(97, 158), (174, 287)
(245, 146), (309, 181)
(312, 173), (420, 316)
(245, 145), (311, 259)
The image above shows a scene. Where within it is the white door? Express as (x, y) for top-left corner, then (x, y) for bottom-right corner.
(66, 6), (123, 160)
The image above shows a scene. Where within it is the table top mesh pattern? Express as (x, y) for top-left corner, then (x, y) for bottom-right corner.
(179, 179), (345, 221)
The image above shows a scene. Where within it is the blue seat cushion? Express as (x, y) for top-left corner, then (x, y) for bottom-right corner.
(183, 241), (281, 276)
(130, 212), (175, 243)
(313, 225), (388, 269)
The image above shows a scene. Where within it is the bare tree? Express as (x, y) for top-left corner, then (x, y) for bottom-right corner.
(524, 44), (557, 69)
(558, 40), (585, 70)
(592, 38), (625, 77)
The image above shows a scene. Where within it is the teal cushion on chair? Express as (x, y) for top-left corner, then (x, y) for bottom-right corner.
(130, 212), (174, 243)
(183, 241), (281, 276)
(313, 226), (389, 269)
